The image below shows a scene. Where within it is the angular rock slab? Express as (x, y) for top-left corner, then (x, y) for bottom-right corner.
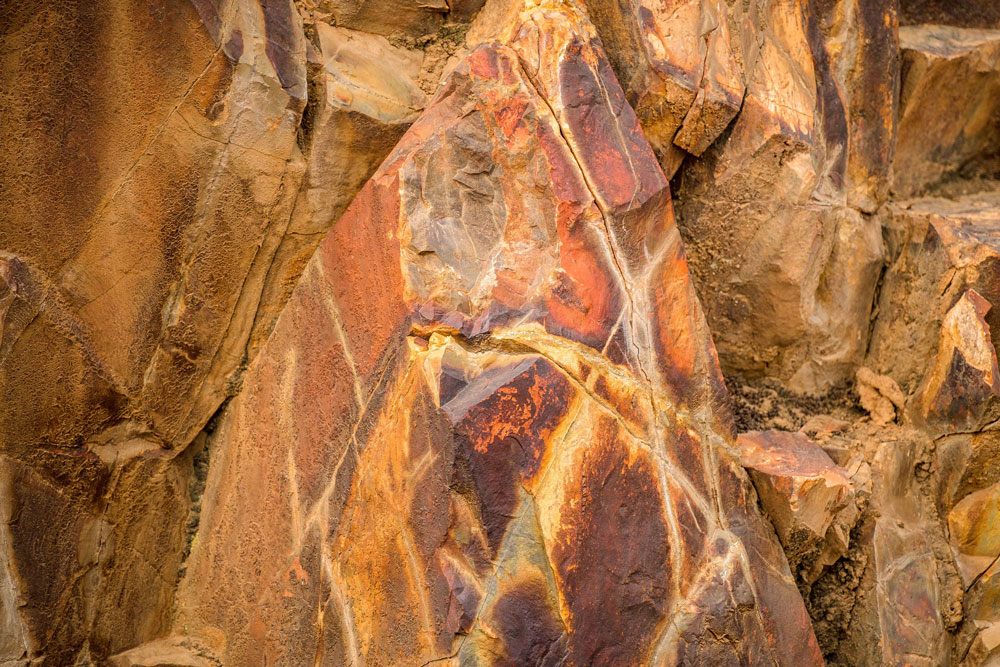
(250, 21), (427, 355)
(948, 481), (1000, 587)
(737, 430), (853, 574)
(869, 435), (952, 665)
(868, 194), (1000, 438)
(665, 0), (893, 392)
(0, 1), (439, 661)
(893, 25), (1000, 198)
(176, 2), (821, 664)
(581, 0), (744, 176)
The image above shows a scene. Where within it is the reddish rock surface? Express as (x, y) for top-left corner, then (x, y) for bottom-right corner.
(173, 2), (822, 664)
(738, 430), (854, 578)
(3, 0), (1000, 665)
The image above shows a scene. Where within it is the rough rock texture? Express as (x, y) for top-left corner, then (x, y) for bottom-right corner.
(868, 194), (1000, 434)
(663, 0), (896, 392)
(3, 0), (1000, 665)
(892, 26), (1000, 199)
(0, 0), (450, 662)
(581, 0), (744, 177)
(900, 0), (1000, 31)
(174, 2), (822, 664)
(737, 430), (853, 581)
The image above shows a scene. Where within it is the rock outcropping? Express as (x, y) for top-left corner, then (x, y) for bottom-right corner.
(1, 0), (999, 665)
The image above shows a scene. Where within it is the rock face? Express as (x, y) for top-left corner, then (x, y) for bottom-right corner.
(175, 2), (821, 664)
(3, 0), (1000, 665)
(662, 0), (896, 392)
(582, 0), (744, 177)
(737, 430), (854, 580)
(892, 26), (1000, 199)
(0, 0), (439, 662)
(869, 194), (1000, 434)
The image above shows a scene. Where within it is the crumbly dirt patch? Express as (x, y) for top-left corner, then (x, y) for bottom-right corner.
(726, 375), (864, 433)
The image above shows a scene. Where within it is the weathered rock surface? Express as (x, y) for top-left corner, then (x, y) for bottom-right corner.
(582, 0), (744, 177)
(3, 0), (1000, 664)
(737, 430), (854, 580)
(893, 25), (1000, 199)
(658, 0), (896, 392)
(0, 0), (445, 662)
(174, 2), (822, 664)
(107, 637), (217, 667)
(901, 0), (1000, 29)
(869, 194), (1000, 435)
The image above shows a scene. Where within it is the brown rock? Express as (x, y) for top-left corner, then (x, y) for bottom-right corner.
(174, 2), (822, 664)
(948, 481), (1000, 586)
(868, 433), (952, 665)
(8, 0), (996, 662)
(799, 414), (850, 439)
(901, 0), (1000, 29)
(665, 0), (895, 392)
(959, 558), (1000, 665)
(0, 1), (443, 661)
(582, 0), (744, 176)
(0, 444), (193, 664)
(310, 0), (449, 39)
(893, 25), (1000, 198)
(868, 194), (1000, 436)
(918, 290), (1000, 431)
(107, 637), (217, 667)
(249, 22), (427, 355)
(937, 429), (1000, 513)
(738, 430), (854, 576)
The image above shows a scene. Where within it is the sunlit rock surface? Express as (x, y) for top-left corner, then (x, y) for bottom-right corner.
(893, 25), (1000, 199)
(174, 2), (822, 664)
(0, 0), (441, 662)
(2, 0), (1000, 664)
(737, 430), (854, 579)
(656, 0), (897, 392)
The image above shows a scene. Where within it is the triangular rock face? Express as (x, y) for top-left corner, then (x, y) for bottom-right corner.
(175, 3), (821, 664)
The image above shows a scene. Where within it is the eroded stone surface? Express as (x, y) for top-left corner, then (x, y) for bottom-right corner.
(581, 0), (744, 176)
(737, 430), (853, 578)
(662, 0), (896, 392)
(175, 2), (821, 664)
(869, 194), (1000, 436)
(0, 0), (444, 662)
(893, 25), (1000, 198)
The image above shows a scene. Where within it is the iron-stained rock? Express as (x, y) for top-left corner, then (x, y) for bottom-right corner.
(582, 0), (744, 176)
(738, 430), (854, 578)
(0, 0), (437, 661)
(175, 2), (822, 664)
(664, 0), (895, 392)
(868, 194), (1000, 437)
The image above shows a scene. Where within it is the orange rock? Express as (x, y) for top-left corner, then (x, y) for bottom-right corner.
(948, 481), (1000, 586)
(893, 25), (1000, 198)
(583, 0), (744, 176)
(175, 2), (822, 664)
(869, 194), (1000, 436)
(738, 430), (854, 574)
(663, 0), (895, 392)
(0, 1), (437, 661)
